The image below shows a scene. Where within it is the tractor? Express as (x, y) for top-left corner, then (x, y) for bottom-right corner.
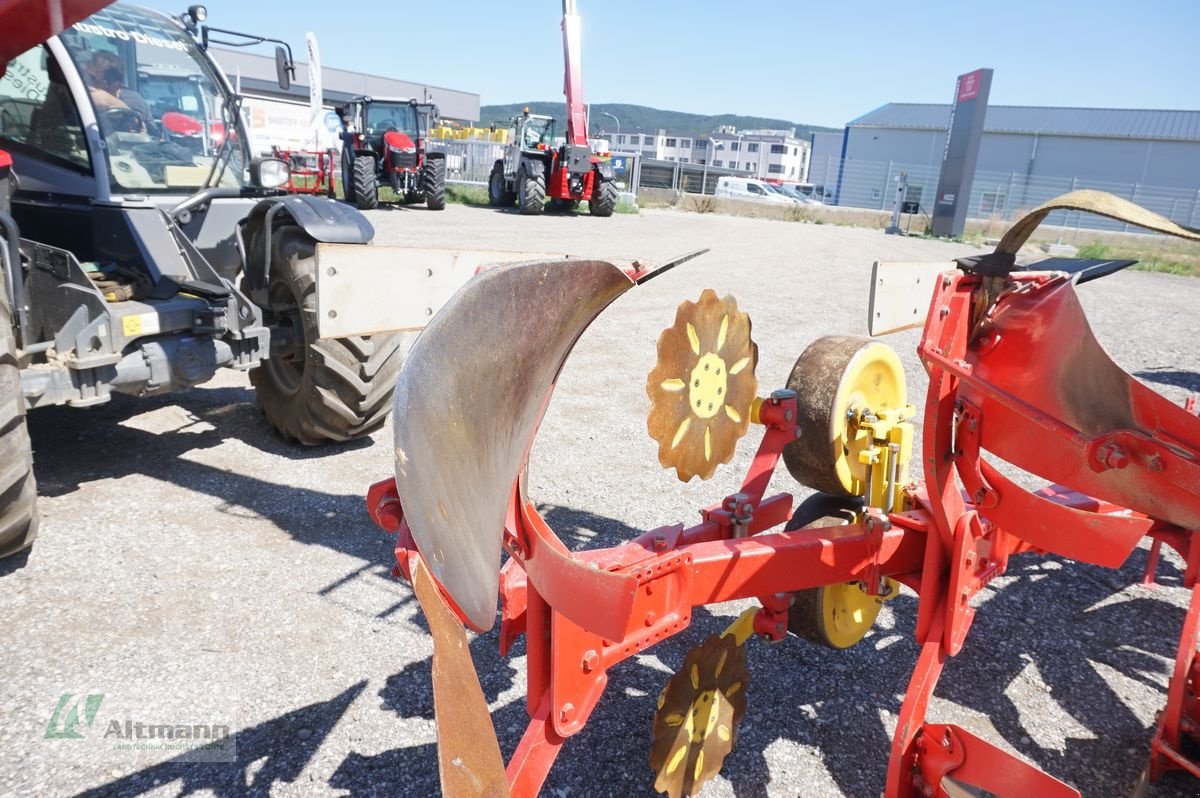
(487, 1), (617, 217)
(337, 95), (445, 211)
(0, 1), (484, 562)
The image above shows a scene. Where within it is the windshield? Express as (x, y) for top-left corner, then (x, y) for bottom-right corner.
(520, 116), (555, 148)
(364, 102), (418, 137)
(60, 5), (248, 194)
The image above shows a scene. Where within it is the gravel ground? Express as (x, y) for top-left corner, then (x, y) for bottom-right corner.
(2, 203), (1198, 798)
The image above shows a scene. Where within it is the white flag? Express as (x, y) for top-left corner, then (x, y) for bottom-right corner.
(305, 32), (324, 148)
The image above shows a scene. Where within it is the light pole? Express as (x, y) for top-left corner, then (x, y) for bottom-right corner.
(601, 111), (620, 147)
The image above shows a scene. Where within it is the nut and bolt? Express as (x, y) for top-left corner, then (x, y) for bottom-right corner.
(1098, 445), (1130, 470)
(644, 611), (657, 627)
(560, 703), (575, 723)
(1148, 455), (1165, 472)
(581, 650), (599, 673)
(652, 534), (667, 551)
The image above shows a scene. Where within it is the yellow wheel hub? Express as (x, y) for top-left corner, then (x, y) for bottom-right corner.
(783, 336), (909, 498)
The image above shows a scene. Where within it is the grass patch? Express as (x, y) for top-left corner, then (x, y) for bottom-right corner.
(615, 200), (639, 215)
(1077, 242), (1111, 259)
(446, 184), (490, 206)
(1076, 240), (1198, 276)
(690, 195), (718, 214)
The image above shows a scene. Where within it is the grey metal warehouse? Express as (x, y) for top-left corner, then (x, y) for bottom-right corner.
(826, 103), (1200, 228)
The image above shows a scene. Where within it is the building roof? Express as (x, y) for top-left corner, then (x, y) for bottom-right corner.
(847, 103), (1200, 142)
(210, 48), (480, 123)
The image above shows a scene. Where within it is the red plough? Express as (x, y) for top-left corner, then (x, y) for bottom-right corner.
(369, 190), (1200, 796)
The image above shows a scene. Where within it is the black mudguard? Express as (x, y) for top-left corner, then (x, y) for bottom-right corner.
(239, 196), (373, 296)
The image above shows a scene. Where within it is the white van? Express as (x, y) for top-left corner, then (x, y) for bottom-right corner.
(715, 176), (795, 204)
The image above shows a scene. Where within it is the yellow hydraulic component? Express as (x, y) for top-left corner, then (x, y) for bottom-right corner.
(649, 633), (750, 798)
(646, 289), (758, 482)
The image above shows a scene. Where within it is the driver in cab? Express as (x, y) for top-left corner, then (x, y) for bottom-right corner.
(84, 51), (148, 133)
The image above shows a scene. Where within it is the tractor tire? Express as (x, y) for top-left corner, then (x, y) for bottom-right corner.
(517, 163), (545, 216)
(249, 225), (404, 445)
(488, 161), (514, 206)
(422, 159), (446, 210)
(341, 152), (356, 205)
(0, 265), (38, 559)
(589, 176), (618, 217)
(352, 157), (379, 210)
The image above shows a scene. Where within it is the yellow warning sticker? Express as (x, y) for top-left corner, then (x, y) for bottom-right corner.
(121, 313), (160, 338)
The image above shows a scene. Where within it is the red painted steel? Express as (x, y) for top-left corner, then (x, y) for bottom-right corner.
(368, 265), (1200, 796)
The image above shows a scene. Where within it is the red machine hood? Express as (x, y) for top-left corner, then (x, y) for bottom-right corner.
(383, 130), (416, 151)
(0, 0), (115, 68)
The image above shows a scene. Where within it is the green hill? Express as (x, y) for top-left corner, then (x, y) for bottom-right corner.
(479, 102), (837, 140)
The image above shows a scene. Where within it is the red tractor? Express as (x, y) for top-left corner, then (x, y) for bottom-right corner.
(487, 0), (618, 216)
(337, 96), (445, 211)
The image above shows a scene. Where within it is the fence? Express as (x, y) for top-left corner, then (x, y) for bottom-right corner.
(426, 138), (507, 185)
(813, 155), (1200, 234)
(425, 139), (1200, 234)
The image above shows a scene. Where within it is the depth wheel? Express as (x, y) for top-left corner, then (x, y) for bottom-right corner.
(782, 336), (906, 496)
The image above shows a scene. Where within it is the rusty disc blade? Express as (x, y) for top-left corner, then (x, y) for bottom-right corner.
(647, 289), (758, 482)
(411, 556), (511, 798)
(649, 634), (750, 798)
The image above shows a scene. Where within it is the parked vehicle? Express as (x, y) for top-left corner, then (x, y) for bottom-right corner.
(715, 176), (795, 204)
(337, 96), (445, 211)
(487, 1), (617, 217)
(0, 2), (417, 559)
(772, 183), (821, 204)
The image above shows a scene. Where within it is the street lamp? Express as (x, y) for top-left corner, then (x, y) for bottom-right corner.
(601, 111), (620, 147)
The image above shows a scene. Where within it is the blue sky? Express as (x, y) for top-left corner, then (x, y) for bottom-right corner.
(134, 0), (1199, 127)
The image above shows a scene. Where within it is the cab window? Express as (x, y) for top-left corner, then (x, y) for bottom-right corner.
(0, 46), (90, 171)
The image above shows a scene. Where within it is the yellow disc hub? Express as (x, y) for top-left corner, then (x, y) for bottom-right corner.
(688, 353), (728, 420)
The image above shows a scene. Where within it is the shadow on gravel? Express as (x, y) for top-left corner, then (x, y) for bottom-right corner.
(1134, 368), (1200, 393)
(334, 495), (1197, 798)
(70, 682), (365, 798)
(26, 385), (383, 562)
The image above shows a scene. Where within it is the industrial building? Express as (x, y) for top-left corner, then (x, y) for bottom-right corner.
(603, 126), (811, 183)
(831, 103), (1200, 224)
(208, 48), (480, 155)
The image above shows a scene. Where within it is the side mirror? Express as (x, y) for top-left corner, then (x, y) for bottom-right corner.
(274, 46), (292, 91)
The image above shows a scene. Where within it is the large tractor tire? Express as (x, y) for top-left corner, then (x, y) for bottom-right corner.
(517, 162), (545, 216)
(340, 150), (357, 205)
(488, 160), (514, 207)
(352, 156), (379, 210)
(0, 268), (38, 559)
(589, 175), (618, 217)
(249, 225), (403, 445)
(422, 158), (446, 210)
